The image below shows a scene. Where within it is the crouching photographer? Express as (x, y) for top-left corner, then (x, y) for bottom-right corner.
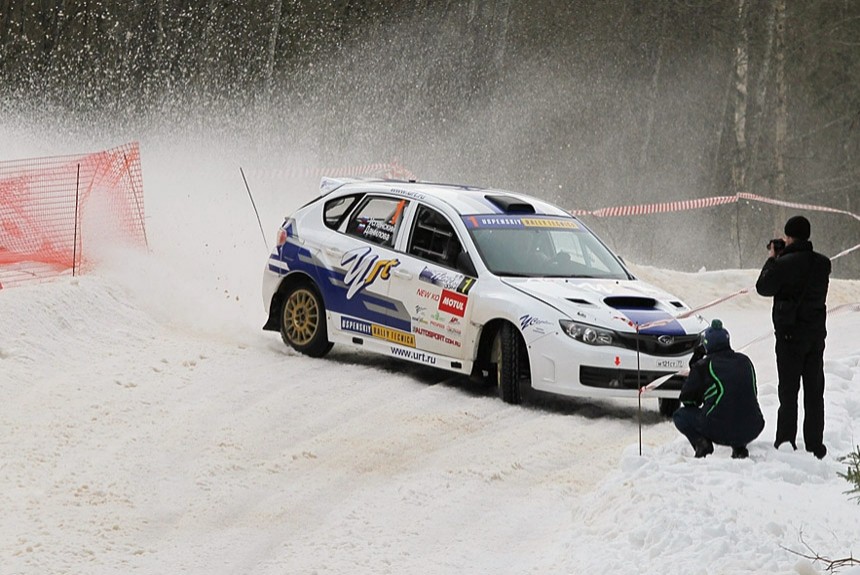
(673, 319), (765, 459)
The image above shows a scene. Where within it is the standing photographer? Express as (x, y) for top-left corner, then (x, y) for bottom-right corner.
(755, 215), (831, 459)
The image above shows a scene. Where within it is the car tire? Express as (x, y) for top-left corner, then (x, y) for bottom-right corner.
(491, 322), (531, 404)
(658, 398), (680, 419)
(280, 282), (333, 358)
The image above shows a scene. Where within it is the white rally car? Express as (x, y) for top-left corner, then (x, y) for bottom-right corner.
(262, 178), (707, 415)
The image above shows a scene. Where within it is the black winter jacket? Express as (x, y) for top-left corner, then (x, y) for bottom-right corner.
(680, 349), (765, 446)
(755, 239), (830, 340)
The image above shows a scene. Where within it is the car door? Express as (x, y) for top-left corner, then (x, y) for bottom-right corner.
(320, 194), (415, 343)
(387, 203), (477, 360)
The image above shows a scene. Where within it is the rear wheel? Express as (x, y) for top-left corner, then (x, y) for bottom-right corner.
(280, 283), (333, 358)
(490, 322), (531, 404)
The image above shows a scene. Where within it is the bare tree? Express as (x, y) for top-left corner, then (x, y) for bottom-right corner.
(747, 1), (777, 191)
(731, 0), (750, 197)
(773, 0), (788, 228)
(731, 0), (751, 265)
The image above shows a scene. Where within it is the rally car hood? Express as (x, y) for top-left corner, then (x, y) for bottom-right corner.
(501, 277), (703, 335)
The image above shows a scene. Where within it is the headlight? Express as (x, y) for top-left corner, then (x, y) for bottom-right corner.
(559, 320), (615, 345)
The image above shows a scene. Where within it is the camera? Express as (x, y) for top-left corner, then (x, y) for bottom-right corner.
(767, 238), (786, 256)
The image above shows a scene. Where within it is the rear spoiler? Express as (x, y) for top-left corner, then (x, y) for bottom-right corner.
(319, 176), (374, 196)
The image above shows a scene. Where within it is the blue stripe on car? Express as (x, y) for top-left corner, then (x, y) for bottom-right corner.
(614, 308), (686, 335)
(274, 241), (411, 332)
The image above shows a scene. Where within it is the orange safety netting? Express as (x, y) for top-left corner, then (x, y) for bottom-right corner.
(0, 142), (146, 288)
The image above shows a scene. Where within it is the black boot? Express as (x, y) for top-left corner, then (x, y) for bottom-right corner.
(694, 438), (714, 459)
(731, 446), (749, 459)
(774, 438), (797, 450)
(808, 444), (827, 460)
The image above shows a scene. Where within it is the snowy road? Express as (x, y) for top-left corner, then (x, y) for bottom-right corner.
(3, 259), (860, 574)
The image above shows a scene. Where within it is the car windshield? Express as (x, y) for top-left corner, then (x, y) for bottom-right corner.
(464, 215), (630, 279)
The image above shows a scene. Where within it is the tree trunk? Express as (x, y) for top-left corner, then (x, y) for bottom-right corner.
(711, 61), (734, 197)
(731, 0), (750, 197)
(731, 0), (750, 266)
(639, 2), (666, 170)
(747, 0), (777, 192)
(773, 0), (788, 229)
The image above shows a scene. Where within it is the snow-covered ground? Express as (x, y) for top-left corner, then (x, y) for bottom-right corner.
(2, 135), (859, 575)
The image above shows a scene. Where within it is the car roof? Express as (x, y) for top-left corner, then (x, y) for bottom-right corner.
(320, 177), (572, 218)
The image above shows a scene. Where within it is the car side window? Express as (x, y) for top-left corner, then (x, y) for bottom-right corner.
(323, 194), (362, 230)
(344, 196), (408, 247)
(408, 205), (463, 269)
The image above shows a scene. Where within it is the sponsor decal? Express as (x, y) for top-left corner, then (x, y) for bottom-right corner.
(446, 316), (462, 334)
(341, 317), (373, 336)
(372, 324), (416, 347)
(416, 287), (441, 301)
(390, 188), (426, 201)
(457, 277), (476, 295)
(412, 305), (430, 325)
(464, 215), (579, 230)
(466, 216), (524, 228)
(341, 315), (415, 347)
(419, 267), (463, 289)
(521, 218), (578, 229)
(614, 356), (621, 366)
(390, 346), (436, 365)
(519, 314), (553, 334)
(413, 326), (462, 348)
(439, 289), (468, 317)
(342, 246), (399, 299)
(419, 267), (477, 295)
(359, 219), (395, 243)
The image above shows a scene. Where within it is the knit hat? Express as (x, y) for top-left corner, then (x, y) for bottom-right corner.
(703, 319), (730, 353)
(784, 215), (811, 240)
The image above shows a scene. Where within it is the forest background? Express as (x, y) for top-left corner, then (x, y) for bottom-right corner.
(1, 0), (858, 278)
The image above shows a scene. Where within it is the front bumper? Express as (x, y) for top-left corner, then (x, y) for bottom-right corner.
(527, 330), (690, 399)
(579, 366), (685, 391)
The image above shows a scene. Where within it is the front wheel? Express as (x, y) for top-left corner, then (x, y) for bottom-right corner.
(280, 283), (333, 358)
(490, 322), (531, 404)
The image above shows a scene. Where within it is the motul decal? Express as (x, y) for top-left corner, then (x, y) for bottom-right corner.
(438, 289), (468, 317)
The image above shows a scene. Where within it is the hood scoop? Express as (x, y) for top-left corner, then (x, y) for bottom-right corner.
(566, 298), (593, 305)
(604, 296), (657, 310)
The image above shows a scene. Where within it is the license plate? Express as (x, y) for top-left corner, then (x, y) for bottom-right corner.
(655, 359), (685, 369)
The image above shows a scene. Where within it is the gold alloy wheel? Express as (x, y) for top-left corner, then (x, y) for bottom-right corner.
(283, 288), (320, 346)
